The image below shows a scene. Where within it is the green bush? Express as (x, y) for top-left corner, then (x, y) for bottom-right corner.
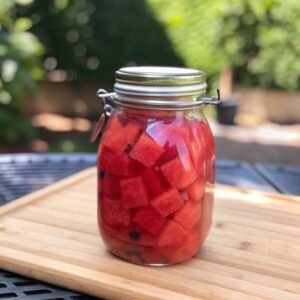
(17, 0), (183, 83)
(215, 0), (300, 90)
(150, 0), (300, 91)
(148, 0), (226, 91)
(0, 0), (43, 143)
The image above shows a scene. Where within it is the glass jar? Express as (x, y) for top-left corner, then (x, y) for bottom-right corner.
(94, 66), (219, 266)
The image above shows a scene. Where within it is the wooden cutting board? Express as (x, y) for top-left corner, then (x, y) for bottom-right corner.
(0, 168), (299, 300)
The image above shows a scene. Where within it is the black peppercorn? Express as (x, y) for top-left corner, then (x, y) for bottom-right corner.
(129, 231), (140, 240)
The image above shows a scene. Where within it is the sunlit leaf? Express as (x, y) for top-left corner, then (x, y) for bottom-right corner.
(0, 90), (12, 104)
(14, 17), (33, 32)
(15, 0), (34, 6)
(1, 59), (19, 82)
(0, 0), (14, 17)
(54, 0), (69, 10)
(0, 45), (8, 56)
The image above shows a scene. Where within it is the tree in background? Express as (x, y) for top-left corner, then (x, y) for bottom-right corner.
(14, 0), (300, 91)
(1, 0), (300, 146)
(149, 0), (300, 91)
(0, 0), (43, 143)
(17, 0), (182, 83)
(216, 0), (300, 90)
(148, 0), (226, 91)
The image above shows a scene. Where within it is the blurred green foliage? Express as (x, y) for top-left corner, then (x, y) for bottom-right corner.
(216, 0), (300, 90)
(149, 0), (300, 91)
(148, 0), (225, 91)
(16, 0), (183, 83)
(0, 0), (43, 143)
(1, 0), (300, 147)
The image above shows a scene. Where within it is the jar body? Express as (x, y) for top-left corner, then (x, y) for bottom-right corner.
(97, 106), (215, 265)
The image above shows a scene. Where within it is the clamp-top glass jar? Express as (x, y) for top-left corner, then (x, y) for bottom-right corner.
(95, 66), (219, 266)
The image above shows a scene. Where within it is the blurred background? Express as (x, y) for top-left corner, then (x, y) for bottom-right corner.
(0, 0), (299, 164)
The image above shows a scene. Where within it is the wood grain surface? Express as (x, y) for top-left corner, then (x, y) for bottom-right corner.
(0, 168), (299, 300)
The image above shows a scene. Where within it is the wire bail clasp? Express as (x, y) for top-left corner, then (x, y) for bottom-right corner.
(96, 89), (116, 116)
(201, 89), (221, 105)
(90, 89), (115, 143)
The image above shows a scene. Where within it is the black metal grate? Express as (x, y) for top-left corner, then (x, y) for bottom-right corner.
(0, 153), (97, 300)
(0, 153), (96, 205)
(255, 163), (300, 195)
(0, 270), (96, 299)
(216, 160), (277, 192)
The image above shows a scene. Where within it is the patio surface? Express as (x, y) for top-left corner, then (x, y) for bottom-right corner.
(211, 122), (300, 165)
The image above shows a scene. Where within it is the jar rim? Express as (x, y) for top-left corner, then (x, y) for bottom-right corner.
(113, 94), (205, 111)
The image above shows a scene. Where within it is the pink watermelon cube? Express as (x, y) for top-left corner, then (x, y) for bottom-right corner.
(133, 206), (166, 235)
(151, 188), (184, 217)
(141, 168), (168, 197)
(169, 227), (202, 263)
(173, 200), (202, 231)
(161, 156), (197, 189)
(101, 222), (158, 246)
(186, 178), (205, 202)
(146, 121), (174, 147)
(100, 146), (143, 176)
(100, 174), (121, 198)
(197, 122), (216, 182)
(148, 122), (189, 147)
(201, 189), (214, 240)
(187, 125), (205, 172)
(156, 220), (187, 247)
(120, 176), (148, 209)
(102, 116), (141, 155)
(130, 133), (165, 167)
(156, 144), (179, 165)
(101, 196), (130, 226)
(124, 121), (142, 145)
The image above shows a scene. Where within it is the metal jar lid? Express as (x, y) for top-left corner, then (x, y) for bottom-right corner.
(97, 66), (220, 110)
(114, 66), (207, 97)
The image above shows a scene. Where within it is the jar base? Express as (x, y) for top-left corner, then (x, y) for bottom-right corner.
(108, 249), (172, 267)
(107, 246), (201, 267)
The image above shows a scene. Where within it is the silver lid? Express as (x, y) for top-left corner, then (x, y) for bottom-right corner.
(114, 66), (207, 97)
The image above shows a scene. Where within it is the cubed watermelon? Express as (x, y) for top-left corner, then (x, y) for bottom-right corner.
(141, 168), (168, 197)
(172, 121), (190, 144)
(102, 116), (141, 154)
(130, 133), (165, 167)
(169, 227), (202, 263)
(187, 121), (205, 172)
(148, 121), (189, 147)
(207, 155), (216, 183)
(198, 122), (216, 183)
(161, 156), (197, 189)
(101, 196), (130, 226)
(156, 144), (179, 165)
(101, 222), (158, 246)
(156, 220), (187, 247)
(124, 121), (142, 145)
(201, 188), (214, 240)
(186, 178), (205, 202)
(99, 146), (143, 176)
(100, 174), (121, 198)
(151, 188), (184, 217)
(173, 200), (202, 231)
(146, 121), (170, 147)
(133, 206), (166, 235)
(120, 176), (148, 209)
